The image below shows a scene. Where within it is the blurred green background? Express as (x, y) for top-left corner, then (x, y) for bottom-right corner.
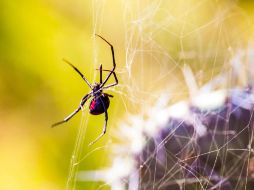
(0, 0), (254, 190)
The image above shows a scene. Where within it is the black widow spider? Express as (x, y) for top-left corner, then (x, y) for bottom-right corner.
(52, 34), (118, 145)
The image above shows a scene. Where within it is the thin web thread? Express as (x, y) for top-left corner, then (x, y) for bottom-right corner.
(66, 111), (89, 190)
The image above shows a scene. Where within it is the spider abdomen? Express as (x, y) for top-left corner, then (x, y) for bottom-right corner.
(89, 95), (110, 115)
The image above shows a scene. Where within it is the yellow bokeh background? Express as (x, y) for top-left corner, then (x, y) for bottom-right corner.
(0, 0), (254, 190)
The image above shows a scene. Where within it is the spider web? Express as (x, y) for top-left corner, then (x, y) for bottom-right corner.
(68, 0), (254, 190)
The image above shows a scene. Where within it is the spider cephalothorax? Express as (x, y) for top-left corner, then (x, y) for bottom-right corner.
(92, 82), (100, 93)
(52, 34), (118, 145)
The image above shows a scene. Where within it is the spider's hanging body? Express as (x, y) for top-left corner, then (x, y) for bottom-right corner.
(52, 34), (118, 145)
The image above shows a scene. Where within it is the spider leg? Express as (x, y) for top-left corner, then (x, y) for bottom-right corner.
(103, 93), (113, 98)
(63, 59), (92, 89)
(95, 68), (118, 89)
(51, 94), (91, 128)
(51, 107), (81, 127)
(102, 71), (118, 89)
(99, 64), (102, 84)
(89, 97), (108, 146)
(95, 34), (116, 87)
